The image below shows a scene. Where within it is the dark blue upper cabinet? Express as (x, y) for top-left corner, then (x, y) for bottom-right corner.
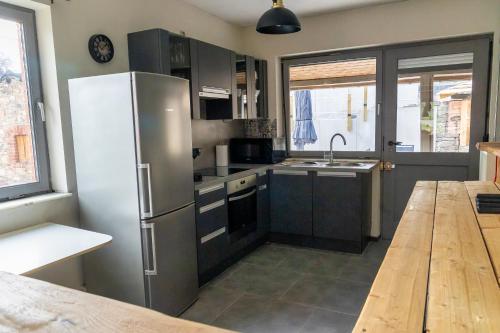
(127, 29), (200, 119)
(233, 56), (268, 120)
(128, 29), (171, 75)
(234, 54), (252, 120)
(253, 59), (268, 119)
(128, 28), (267, 121)
(197, 41), (233, 92)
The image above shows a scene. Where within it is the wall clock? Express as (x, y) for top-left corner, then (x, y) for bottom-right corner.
(88, 34), (114, 63)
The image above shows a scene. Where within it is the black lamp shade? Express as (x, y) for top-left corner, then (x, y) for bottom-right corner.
(256, 7), (301, 34)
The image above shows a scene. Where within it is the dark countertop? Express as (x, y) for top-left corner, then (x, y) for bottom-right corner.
(194, 160), (379, 191)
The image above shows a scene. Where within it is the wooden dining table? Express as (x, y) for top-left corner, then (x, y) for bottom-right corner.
(354, 180), (500, 332)
(0, 270), (234, 332)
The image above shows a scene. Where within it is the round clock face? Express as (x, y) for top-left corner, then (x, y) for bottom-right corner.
(88, 34), (114, 63)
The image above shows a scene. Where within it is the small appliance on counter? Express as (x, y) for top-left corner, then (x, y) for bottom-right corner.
(216, 144), (229, 167)
(229, 138), (286, 164)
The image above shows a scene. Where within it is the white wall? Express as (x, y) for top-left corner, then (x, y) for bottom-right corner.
(241, 0), (500, 148)
(47, 0), (244, 194)
(0, 0), (243, 288)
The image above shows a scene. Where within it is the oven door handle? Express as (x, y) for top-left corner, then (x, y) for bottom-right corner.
(228, 189), (257, 202)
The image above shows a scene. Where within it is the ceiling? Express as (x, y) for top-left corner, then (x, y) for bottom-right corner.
(181, 0), (405, 27)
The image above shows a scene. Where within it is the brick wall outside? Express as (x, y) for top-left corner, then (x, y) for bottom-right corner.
(0, 78), (36, 188)
(435, 98), (471, 153)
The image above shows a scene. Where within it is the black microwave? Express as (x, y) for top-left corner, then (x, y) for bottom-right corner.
(229, 138), (286, 164)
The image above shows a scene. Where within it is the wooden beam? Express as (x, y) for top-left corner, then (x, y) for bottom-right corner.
(426, 182), (500, 332)
(353, 181), (437, 333)
(290, 74), (375, 89)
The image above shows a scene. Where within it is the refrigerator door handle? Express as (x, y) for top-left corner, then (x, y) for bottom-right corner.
(141, 222), (158, 276)
(138, 163), (154, 218)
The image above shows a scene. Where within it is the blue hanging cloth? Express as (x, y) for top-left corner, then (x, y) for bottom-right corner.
(293, 90), (317, 150)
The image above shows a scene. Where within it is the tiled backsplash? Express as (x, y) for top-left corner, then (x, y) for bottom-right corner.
(244, 119), (277, 138)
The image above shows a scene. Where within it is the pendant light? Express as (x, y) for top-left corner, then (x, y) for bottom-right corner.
(256, 0), (301, 35)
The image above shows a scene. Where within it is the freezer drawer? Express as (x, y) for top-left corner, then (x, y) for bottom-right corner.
(141, 204), (198, 316)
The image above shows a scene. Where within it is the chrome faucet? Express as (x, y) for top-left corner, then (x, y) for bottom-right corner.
(329, 133), (347, 164)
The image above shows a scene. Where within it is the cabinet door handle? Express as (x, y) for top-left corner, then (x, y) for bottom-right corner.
(317, 171), (356, 178)
(201, 227), (226, 244)
(258, 184), (267, 191)
(198, 183), (224, 195)
(199, 199), (225, 214)
(273, 170), (308, 176)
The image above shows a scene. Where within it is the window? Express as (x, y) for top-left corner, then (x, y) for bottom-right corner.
(0, 2), (50, 201)
(283, 52), (381, 157)
(396, 53), (474, 153)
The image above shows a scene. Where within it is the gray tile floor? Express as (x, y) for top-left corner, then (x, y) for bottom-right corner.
(181, 241), (390, 333)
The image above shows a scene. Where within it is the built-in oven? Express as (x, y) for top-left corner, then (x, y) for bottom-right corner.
(227, 174), (257, 243)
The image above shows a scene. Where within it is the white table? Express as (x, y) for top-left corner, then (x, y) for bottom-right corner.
(0, 223), (112, 275)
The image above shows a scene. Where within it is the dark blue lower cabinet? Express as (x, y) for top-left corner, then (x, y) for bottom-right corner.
(312, 171), (372, 252)
(313, 171), (362, 241)
(270, 170), (313, 236)
(269, 169), (371, 253)
(195, 189), (230, 285)
(197, 225), (229, 276)
(257, 174), (270, 238)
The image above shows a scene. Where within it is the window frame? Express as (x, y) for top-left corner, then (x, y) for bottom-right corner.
(0, 2), (50, 201)
(282, 49), (383, 159)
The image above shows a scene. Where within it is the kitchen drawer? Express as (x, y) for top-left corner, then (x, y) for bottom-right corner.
(196, 198), (227, 237)
(197, 226), (229, 275)
(195, 183), (226, 207)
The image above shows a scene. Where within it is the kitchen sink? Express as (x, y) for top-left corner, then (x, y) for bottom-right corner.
(282, 160), (365, 168)
(324, 162), (363, 167)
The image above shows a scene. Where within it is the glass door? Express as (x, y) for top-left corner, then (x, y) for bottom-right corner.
(235, 54), (251, 119)
(381, 37), (491, 238)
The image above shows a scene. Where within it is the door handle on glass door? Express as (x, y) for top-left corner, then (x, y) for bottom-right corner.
(388, 141), (402, 146)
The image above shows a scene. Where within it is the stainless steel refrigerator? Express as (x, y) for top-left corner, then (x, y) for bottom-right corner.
(69, 72), (198, 316)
